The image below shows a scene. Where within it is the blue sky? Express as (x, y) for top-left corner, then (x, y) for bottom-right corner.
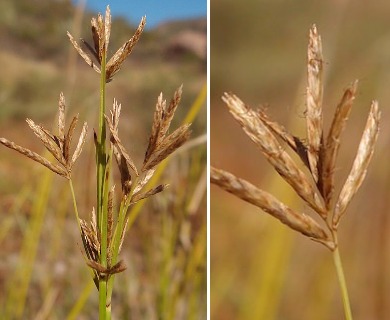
(72, 0), (207, 29)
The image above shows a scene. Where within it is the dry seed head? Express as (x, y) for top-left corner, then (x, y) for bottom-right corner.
(333, 100), (380, 227)
(1, 93), (87, 179)
(320, 80), (358, 207)
(144, 93), (165, 164)
(142, 124), (191, 171)
(222, 92), (326, 215)
(143, 86), (190, 171)
(106, 16), (146, 82)
(68, 5), (144, 82)
(211, 167), (331, 245)
(306, 24), (324, 183)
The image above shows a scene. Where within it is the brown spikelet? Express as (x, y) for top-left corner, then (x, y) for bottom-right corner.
(320, 80), (358, 207)
(113, 147), (132, 196)
(222, 92), (326, 215)
(143, 86), (188, 170)
(87, 259), (126, 277)
(110, 99), (121, 133)
(144, 93), (165, 164)
(80, 209), (100, 264)
(1, 93), (87, 179)
(64, 115), (79, 162)
(142, 124), (191, 171)
(71, 122), (88, 168)
(67, 32), (101, 74)
(107, 185), (115, 250)
(158, 85), (183, 142)
(26, 119), (65, 166)
(105, 114), (139, 176)
(58, 92), (66, 142)
(0, 138), (68, 178)
(258, 109), (309, 168)
(104, 6), (111, 52)
(211, 167), (333, 248)
(106, 16), (146, 82)
(306, 24), (324, 183)
(91, 17), (100, 60)
(333, 101), (380, 227)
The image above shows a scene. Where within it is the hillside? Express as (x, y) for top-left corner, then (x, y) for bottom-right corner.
(0, 0), (206, 123)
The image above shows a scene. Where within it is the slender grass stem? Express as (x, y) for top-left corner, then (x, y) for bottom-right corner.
(98, 49), (108, 320)
(332, 233), (353, 320)
(69, 179), (82, 234)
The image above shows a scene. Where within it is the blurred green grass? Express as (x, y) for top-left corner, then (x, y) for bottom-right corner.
(211, 0), (390, 319)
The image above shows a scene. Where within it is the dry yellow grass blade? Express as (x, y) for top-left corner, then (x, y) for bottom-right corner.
(333, 100), (381, 227)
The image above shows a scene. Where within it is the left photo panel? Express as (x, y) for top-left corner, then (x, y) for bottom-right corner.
(0, 0), (207, 319)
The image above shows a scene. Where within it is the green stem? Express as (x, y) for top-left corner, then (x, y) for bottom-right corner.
(68, 179), (82, 235)
(106, 198), (128, 313)
(98, 50), (108, 320)
(332, 233), (353, 320)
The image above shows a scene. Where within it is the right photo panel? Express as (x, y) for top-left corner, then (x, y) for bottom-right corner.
(211, 1), (390, 319)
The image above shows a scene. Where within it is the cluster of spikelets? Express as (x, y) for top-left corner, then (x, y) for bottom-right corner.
(0, 93), (87, 179)
(211, 25), (380, 250)
(67, 6), (146, 82)
(0, 6), (191, 282)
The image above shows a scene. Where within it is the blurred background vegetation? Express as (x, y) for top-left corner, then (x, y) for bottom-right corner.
(0, 0), (206, 318)
(211, 0), (390, 319)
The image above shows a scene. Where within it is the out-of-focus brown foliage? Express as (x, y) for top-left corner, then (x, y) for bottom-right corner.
(211, 0), (390, 319)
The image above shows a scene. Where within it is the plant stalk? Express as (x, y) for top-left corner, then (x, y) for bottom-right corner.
(98, 50), (108, 320)
(69, 179), (82, 234)
(332, 233), (353, 320)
